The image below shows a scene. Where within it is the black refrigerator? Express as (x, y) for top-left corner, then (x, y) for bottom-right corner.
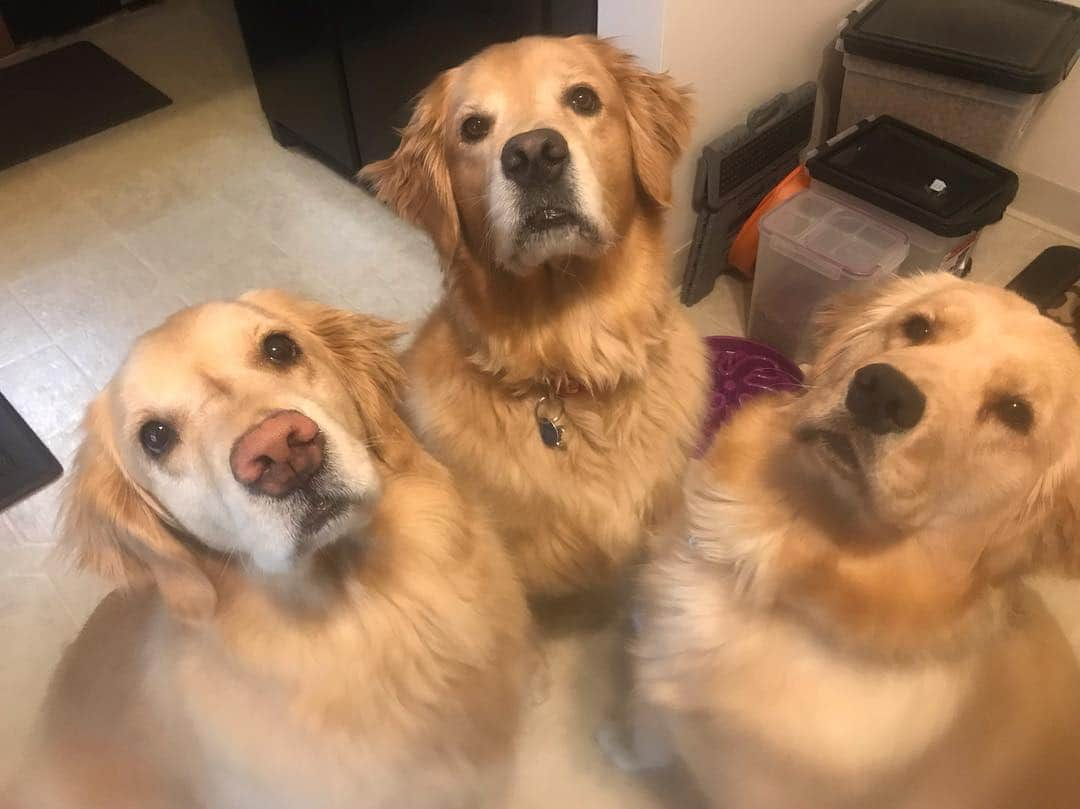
(233, 1), (597, 175)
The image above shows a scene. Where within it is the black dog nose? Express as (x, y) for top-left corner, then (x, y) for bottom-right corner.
(846, 363), (926, 435)
(501, 128), (569, 187)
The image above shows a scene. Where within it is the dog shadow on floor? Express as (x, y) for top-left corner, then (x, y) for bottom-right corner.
(529, 586), (709, 809)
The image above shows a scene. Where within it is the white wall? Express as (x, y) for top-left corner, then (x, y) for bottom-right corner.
(1013, 0), (1080, 196)
(600, 0), (855, 249)
(597, 0), (665, 72)
(1017, 84), (1080, 193)
(601, 0), (1080, 246)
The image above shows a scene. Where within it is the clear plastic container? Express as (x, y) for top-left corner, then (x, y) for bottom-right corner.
(749, 190), (909, 362)
(810, 178), (976, 276)
(805, 116), (1018, 277)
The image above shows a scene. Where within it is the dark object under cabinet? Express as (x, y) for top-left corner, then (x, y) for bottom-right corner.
(1, 0), (123, 45)
(233, 1), (597, 175)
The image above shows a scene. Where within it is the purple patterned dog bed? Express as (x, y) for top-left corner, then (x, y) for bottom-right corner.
(700, 336), (804, 453)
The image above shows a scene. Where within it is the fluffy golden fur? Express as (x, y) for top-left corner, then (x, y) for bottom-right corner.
(632, 275), (1080, 808)
(362, 36), (708, 599)
(12, 291), (531, 809)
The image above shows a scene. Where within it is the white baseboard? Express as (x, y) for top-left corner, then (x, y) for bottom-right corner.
(1011, 172), (1080, 244)
(669, 238), (695, 289)
(672, 240), (691, 286)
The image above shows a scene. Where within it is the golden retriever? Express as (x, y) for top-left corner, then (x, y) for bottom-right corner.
(628, 275), (1080, 808)
(362, 35), (709, 600)
(11, 291), (531, 809)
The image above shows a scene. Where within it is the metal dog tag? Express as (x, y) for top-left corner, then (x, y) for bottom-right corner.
(535, 395), (566, 449)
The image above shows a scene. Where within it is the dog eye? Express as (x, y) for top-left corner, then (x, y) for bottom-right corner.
(986, 396), (1034, 434)
(461, 115), (491, 143)
(262, 332), (301, 366)
(139, 421), (177, 457)
(901, 314), (933, 344)
(566, 84), (601, 116)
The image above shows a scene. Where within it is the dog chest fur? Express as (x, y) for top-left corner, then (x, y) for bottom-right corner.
(405, 305), (708, 596)
(638, 539), (976, 793)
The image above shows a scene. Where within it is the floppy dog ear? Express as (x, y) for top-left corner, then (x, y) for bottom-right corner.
(360, 70), (460, 262)
(811, 275), (968, 373)
(812, 284), (886, 353)
(306, 304), (407, 432)
(799, 284), (888, 382)
(1030, 452), (1080, 576)
(242, 290), (409, 462)
(60, 395), (216, 623)
(808, 276), (943, 374)
(588, 37), (693, 208)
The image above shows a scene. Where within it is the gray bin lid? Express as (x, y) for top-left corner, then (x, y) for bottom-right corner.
(841, 0), (1080, 93)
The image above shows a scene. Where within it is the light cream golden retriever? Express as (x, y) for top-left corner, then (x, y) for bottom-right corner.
(362, 36), (709, 600)
(628, 275), (1080, 808)
(11, 291), (531, 809)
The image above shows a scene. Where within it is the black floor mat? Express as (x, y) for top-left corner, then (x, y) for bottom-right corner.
(0, 392), (63, 513)
(0, 40), (171, 171)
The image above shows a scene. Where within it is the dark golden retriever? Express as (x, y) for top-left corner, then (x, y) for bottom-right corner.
(363, 36), (709, 600)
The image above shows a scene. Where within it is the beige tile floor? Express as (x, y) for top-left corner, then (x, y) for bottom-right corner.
(1, 0), (1079, 800)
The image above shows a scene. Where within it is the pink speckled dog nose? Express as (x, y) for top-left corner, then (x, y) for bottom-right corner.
(230, 410), (322, 497)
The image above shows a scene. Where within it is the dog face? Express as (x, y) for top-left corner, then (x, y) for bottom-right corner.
(62, 291), (404, 619)
(791, 275), (1080, 546)
(363, 36), (691, 274)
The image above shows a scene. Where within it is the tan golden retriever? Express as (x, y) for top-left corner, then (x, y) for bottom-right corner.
(11, 291), (531, 809)
(628, 275), (1080, 808)
(361, 36), (709, 600)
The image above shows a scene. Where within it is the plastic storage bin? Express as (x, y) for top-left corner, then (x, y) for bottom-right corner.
(748, 190), (908, 362)
(806, 116), (1018, 277)
(836, 0), (1080, 162)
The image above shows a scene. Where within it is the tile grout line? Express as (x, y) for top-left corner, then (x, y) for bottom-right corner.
(31, 134), (202, 308)
(204, 183), (324, 277)
(54, 342), (100, 399)
(94, 218), (193, 309)
(0, 342), (96, 403)
(4, 283), (51, 332)
(0, 513), (20, 545)
(44, 568), (93, 630)
(0, 343), (95, 460)
(0, 288), (55, 372)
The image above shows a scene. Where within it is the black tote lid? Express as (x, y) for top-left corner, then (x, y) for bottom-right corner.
(841, 0), (1080, 93)
(805, 116), (1018, 237)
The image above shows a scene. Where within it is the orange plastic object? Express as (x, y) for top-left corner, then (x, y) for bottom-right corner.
(728, 165), (811, 278)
